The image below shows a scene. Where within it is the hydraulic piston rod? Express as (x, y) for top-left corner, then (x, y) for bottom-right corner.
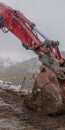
(34, 27), (50, 40)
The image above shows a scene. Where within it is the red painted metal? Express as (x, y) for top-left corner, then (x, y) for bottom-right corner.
(0, 2), (62, 61)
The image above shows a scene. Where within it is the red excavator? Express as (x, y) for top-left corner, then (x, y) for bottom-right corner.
(0, 2), (65, 114)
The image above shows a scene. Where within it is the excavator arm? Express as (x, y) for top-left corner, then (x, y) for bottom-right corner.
(0, 3), (64, 74)
(0, 3), (65, 114)
(0, 3), (44, 50)
(0, 3), (62, 59)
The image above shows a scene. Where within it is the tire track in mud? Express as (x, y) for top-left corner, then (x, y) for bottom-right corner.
(0, 89), (65, 130)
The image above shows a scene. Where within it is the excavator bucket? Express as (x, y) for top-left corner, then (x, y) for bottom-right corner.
(24, 65), (65, 115)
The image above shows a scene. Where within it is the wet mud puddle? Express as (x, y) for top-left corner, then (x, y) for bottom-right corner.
(0, 81), (65, 130)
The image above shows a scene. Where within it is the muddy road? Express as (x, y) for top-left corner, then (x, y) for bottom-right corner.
(0, 88), (65, 130)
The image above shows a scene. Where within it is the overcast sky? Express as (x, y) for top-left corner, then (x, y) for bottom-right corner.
(0, 0), (65, 62)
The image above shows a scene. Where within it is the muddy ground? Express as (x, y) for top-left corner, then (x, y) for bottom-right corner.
(0, 89), (65, 130)
(0, 59), (65, 130)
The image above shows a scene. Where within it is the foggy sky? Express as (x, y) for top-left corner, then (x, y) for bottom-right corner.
(0, 0), (65, 61)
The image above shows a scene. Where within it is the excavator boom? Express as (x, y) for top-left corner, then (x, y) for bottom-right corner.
(0, 3), (62, 59)
(0, 2), (65, 114)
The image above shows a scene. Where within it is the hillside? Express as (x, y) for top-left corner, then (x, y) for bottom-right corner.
(0, 57), (41, 84)
(0, 51), (65, 84)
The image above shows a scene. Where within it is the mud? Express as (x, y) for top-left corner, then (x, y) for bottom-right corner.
(0, 89), (65, 130)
